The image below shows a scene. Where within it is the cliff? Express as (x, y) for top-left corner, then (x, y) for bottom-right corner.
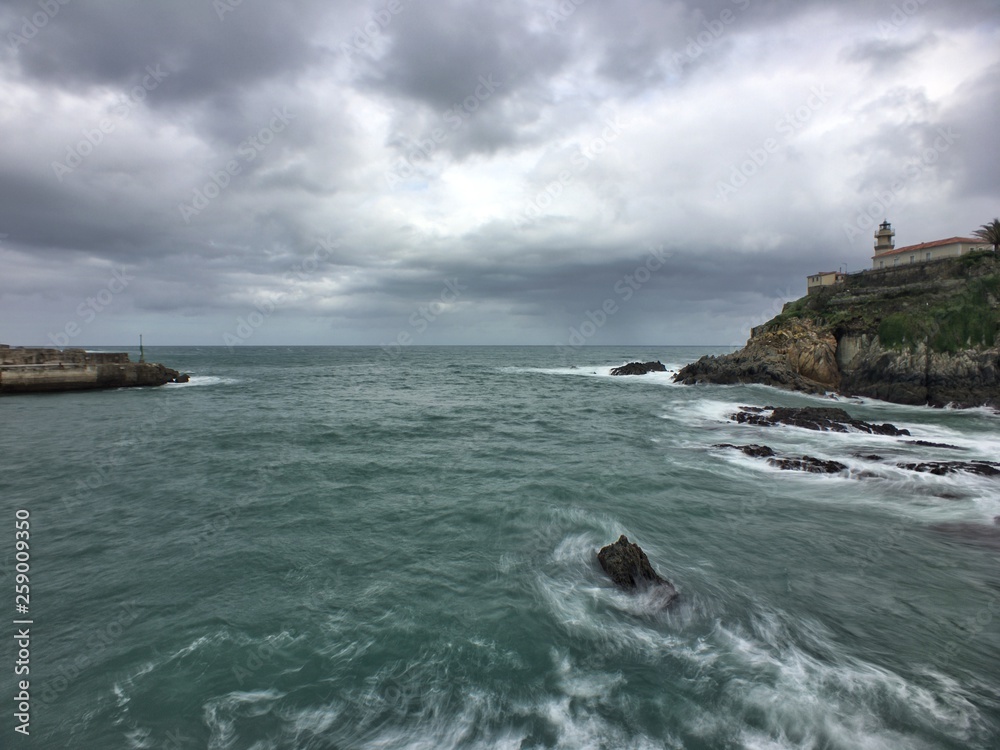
(0, 346), (188, 394)
(675, 251), (1000, 408)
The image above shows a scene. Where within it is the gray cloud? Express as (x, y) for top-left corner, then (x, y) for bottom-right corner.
(1, 0), (998, 348)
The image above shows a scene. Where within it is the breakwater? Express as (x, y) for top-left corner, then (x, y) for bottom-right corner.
(0, 345), (188, 394)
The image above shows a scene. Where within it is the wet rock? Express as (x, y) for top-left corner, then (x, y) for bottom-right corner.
(714, 443), (776, 458)
(610, 361), (667, 376)
(853, 453), (883, 461)
(716, 443), (846, 473)
(767, 456), (847, 474)
(897, 461), (1000, 477)
(905, 440), (961, 450)
(597, 535), (678, 604)
(730, 406), (910, 436)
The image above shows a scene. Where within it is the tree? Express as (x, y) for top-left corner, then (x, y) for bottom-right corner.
(972, 218), (1000, 252)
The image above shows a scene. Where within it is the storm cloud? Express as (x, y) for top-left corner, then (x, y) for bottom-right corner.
(1, 0), (997, 347)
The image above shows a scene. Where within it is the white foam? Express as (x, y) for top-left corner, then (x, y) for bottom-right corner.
(166, 375), (239, 388)
(500, 364), (683, 383)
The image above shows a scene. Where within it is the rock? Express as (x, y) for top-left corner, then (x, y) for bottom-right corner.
(730, 406), (910, 436)
(597, 535), (678, 604)
(714, 443), (776, 458)
(673, 254), (1000, 409)
(767, 455), (847, 473)
(610, 361), (667, 376)
(674, 319), (839, 393)
(853, 453), (883, 461)
(715, 442), (846, 473)
(897, 461), (1000, 477)
(905, 440), (961, 450)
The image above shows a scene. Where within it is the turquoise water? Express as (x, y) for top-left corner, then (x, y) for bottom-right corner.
(2, 345), (999, 749)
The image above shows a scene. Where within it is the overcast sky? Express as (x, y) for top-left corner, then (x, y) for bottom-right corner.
(1, 0), (997, 348)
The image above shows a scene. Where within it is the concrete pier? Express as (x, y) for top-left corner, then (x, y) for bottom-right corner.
(0, 345), (188, 394)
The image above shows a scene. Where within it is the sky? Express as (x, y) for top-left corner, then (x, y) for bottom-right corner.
(1, 0), (998, 349)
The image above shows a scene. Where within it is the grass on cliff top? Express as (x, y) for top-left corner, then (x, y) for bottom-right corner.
(775, 274), (1000, 353)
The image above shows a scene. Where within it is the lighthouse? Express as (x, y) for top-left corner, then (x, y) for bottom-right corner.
(874, 220), (895, 255)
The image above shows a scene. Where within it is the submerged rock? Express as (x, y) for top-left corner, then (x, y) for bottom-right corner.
(897, 461), (1000, 477)
(905, 440), (961, 450)
(768, 455), (847, 474)
(730, 406), (909, 436)
(610, 361), (667, 376)
(597, 535), (678, 604)
(714, 443), (775, 458)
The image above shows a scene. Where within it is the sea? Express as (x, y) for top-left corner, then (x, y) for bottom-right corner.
(2, 345), (999, 749)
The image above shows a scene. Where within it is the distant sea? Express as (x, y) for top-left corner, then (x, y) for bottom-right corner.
(2, 346), (999, 749)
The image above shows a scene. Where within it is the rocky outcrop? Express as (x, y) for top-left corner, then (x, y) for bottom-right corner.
(0, 346), (189, 394)
(610, 361), (667, 376)
(674, 319), (838, 394)
(597, 535), (678, 604)
(714, 443), (846, 473)
(730, 406), (909, 436)
(674, 253), (1000, 408)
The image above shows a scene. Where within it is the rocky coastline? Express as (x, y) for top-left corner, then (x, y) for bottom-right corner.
(0, 345), (188, 394)
(674, 252), (1000, 408)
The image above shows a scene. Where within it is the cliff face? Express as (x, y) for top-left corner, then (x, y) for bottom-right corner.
(675, 252), (1000, 408)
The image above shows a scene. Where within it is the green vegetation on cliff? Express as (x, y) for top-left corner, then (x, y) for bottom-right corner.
(773, 252), (999, 354)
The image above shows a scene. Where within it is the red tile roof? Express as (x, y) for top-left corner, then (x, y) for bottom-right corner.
(873, 237), (981, 258)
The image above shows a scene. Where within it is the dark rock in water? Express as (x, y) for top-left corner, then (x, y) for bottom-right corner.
(897, 461), (1000, 477)
(610, 361), (667, 376)
(714, 443), (776, 458)
(767, 455), (847, 473)
(853, 453), (883, 461)
(597, 535), (678, 603)
(731, 406), (909, 436)
(715, 443), (846, 473)
(905, 440), (961, 450)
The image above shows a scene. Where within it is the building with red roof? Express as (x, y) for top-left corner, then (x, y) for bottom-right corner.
(870, 220), (990, 269)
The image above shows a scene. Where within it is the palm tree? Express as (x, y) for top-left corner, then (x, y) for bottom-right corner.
(972, 218), (1000, 252)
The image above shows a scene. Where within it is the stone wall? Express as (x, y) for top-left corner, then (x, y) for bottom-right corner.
(0, 346), (185, 393)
